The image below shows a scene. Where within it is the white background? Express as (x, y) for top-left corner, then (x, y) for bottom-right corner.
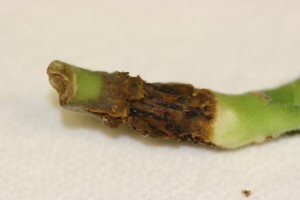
(0, 0), (300, 199)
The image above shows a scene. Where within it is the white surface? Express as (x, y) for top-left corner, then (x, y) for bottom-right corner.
(1, 0), (300, 199)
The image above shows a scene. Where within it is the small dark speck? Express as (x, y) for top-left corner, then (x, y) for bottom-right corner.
(175, 127), (185, 134)
(204, 105), (209, 111)
(163, 112), (170, 118)
(130, 108), (138, 113)
(177, 96), (187, 103)
(185, 111), (197, 118)
(158, 103), (183, 111)
(148, 104), (155, 109)
(166, 123), (174, 130)
(242, 190), (251, 198)
(205, 115), (213, 120)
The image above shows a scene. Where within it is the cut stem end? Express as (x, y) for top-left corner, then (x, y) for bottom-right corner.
(47, 60), (75, 106)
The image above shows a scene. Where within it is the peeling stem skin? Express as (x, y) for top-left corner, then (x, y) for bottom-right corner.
(48, 60), (300, 149)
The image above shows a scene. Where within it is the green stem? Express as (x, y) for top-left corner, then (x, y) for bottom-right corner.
(262, 78), (300, 105)
(47, 60), (104, 111)
(212, 92), (300, 148)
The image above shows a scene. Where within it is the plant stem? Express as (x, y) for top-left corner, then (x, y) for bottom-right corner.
(262, 78), (300, 105)
(213, 92), (300, 148)
(48, 60), (300, 149)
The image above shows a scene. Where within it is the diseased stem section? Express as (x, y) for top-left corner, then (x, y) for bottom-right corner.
(48, 60), (300, 149)
(48, 60), (217, 145)
(127, 83), (216, 144)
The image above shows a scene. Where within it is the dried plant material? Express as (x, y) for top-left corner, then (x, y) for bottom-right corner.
(48, 60), (300, 149)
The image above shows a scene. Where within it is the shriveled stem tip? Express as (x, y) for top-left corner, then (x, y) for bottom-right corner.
(47, 60), (75, 105)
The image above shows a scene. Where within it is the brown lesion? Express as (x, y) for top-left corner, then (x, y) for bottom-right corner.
(93, 75), (217, 145)
(124, 83), (217, 144)
(49, 61), (217, 145)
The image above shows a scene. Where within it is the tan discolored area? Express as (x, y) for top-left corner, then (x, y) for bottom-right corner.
(84, 72), (145, 118)
(89, 75), (217, 145)
(47, 60), (76, 106)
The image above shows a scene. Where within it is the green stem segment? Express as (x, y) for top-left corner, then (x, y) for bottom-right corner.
(47, 60), (104, 108)
(264, 78), (300, 105)
(48, 60), (300, 149)
(213, 92), (300, 148)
